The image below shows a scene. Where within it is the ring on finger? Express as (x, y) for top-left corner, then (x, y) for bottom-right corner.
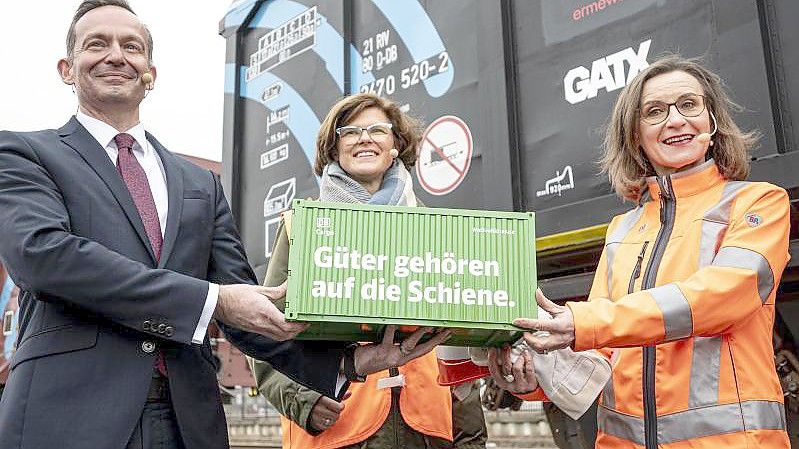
(399, 344), (412, 356)
(503, 373), (515, 382)
(324, 418), (331, 426)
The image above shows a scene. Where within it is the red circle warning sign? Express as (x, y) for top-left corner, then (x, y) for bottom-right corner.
(416, 115), (473, 195)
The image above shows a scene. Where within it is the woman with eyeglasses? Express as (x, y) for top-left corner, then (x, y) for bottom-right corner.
(490, 55), (791, 448)
(250, 93), (487, 449)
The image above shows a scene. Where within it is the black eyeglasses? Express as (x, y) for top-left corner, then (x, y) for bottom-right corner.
(640, 93), (706, 125)
(335, 122), (393, 144)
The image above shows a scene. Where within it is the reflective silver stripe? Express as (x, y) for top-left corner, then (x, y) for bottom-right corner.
(603, 350), (621, 409)
(603, 207), (645, 411)
(658, 403), (744, 442)
(602, 376), (615, 409)
(698, 181), (748, 268)
(659, 400), (786, 443)
(598, 405), (644, 446)
(688, 336), (721, 407)
(690, 181), (748, 408)
(698, 221), (726, 268)
(712, 247), (775, 302)
(648, 283), (692, 341)
(605, 206), (646, 295)
(599, 400), (786, 445)
(742, 399), (787, 431)
(605, 243), (619, 296)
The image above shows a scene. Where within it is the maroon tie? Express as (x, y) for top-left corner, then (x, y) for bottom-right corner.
(114, 133), (167, 376)
(115, 133), (163, 261)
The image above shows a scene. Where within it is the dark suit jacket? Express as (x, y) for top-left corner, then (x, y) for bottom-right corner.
(0, 118), (345, 449)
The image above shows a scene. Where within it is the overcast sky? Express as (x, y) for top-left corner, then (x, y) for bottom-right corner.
(0, 1), (231, 161)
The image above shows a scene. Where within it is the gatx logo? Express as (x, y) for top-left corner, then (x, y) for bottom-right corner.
(564, 39), (652, 105)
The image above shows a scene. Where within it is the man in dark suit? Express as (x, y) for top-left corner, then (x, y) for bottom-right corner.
(0, 1), (447, 448)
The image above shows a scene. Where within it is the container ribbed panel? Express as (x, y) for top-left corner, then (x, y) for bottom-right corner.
(286, 200), (536, 346)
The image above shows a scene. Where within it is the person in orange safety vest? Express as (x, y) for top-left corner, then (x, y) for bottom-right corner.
(489, 55), (791, 449)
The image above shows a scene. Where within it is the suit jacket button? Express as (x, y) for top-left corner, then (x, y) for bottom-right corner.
(164, 326), (175, 337)
(141, 341), (156, 353)
(157, 324), (166, 333)
(143, 320), (151, 331)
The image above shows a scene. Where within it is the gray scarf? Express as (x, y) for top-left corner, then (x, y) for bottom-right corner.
(319, 161), (417, 206)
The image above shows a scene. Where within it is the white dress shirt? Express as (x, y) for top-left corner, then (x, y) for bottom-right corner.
(76, 111), (217, 344)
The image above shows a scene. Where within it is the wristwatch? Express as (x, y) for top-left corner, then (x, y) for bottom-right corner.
(342, 344), (366, 382)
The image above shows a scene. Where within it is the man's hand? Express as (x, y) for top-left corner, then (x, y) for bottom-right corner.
(513, 288), (575, 353)
(214, 282), (309, 341)
(353, 325), (451, 375)
(309, 392), (350, 432)
(487, 345), (538, 394)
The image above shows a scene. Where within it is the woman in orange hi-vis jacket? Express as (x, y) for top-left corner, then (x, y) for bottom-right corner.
(489, 55), (791, 449)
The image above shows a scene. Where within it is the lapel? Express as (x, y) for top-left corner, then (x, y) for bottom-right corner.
(146, 131), (184, 269)
(59, 117), (157, 263)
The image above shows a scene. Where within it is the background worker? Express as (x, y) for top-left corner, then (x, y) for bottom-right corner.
(250, 92), (487, 449)
(491, 55), (791, 448)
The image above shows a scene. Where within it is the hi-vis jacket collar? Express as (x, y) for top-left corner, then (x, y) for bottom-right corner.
(645, 159), (723, 200)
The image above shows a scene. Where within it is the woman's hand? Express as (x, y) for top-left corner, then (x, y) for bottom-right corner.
(309, 392), (350, 432)
(354, 325), (451, 375)
(513, 288), (576, 353)
(487, 345), (538, 394)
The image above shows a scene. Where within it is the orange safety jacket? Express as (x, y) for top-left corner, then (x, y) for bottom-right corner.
(565, 160), (790, 448)
(280, 352), (453, 449)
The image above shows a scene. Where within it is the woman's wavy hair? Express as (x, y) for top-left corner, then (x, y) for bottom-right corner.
(314, 93), (422, 176)
(601, 54), (757, 201)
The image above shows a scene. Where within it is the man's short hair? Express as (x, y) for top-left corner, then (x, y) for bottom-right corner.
(66, 0), (154, 62)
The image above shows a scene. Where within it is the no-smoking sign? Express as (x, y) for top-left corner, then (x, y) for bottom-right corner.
(416, 115), (473, 195)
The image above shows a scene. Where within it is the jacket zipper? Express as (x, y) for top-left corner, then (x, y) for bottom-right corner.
(628, 241), (649, 294)
(640, 176), (676, 449)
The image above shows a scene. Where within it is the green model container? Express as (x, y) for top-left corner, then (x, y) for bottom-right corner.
(286, 200), (536, 346)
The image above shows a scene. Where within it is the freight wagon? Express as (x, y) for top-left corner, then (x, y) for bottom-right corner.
(219, 0), (799, 446)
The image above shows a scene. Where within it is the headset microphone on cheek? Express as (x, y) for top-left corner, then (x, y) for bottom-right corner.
(140, 72), (154, 90)
(696, 110), (717, 145)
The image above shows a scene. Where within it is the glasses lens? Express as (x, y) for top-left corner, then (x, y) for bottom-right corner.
(337, 126), (362, 142)
(642, 103), (668, 125)
(676, 94), (704, 117)
(366, 123), (391, 138)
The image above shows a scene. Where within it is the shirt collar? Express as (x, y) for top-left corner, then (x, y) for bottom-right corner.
(76, 110), (149, 156)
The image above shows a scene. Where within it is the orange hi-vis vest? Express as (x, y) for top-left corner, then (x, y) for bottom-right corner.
(280, 352), (453, 449)
(564, 160), (790, 448)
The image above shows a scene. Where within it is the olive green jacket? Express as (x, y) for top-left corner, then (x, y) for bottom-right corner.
(249, 221), (487, 448)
